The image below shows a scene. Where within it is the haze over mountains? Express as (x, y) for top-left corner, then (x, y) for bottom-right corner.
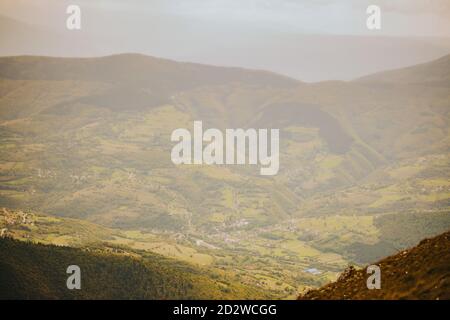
(1, 12), (450, 82)
(0, 53), (449, 298)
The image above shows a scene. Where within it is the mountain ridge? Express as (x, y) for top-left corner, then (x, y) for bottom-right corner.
(2, 52), (450, 86)
(0, 53), (300, 88)
(356, 53), (450, 86)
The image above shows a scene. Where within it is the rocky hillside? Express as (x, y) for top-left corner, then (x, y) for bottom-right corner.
(299, 231), (450, 300)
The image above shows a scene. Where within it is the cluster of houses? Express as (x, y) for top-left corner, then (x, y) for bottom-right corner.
(1, 207), (36, 238)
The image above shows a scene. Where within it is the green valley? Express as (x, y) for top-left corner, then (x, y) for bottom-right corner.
(0, 54), (449, 299)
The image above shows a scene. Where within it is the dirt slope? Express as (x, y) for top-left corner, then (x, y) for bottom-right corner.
(300, 231), (450, 300)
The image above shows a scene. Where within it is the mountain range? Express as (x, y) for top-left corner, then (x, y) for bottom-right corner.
(0, 53), (449, 298)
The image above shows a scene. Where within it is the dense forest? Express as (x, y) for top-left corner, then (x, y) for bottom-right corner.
(0, 238), (266, 300)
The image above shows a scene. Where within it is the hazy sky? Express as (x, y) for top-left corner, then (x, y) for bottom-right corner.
(2, 0), (450, 37)
(1, 1), (450, 81)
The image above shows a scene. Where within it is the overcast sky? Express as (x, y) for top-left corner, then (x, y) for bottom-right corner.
(2, 0), (450, 37)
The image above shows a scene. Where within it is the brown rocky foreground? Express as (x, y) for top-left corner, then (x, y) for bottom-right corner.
(300, 231), (450, 300)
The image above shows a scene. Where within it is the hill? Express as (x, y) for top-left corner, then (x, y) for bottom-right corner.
(0, 54), (298, 88)
(357, 54), (450, 86)
(0, 237), (267, 300)
(299, 231), (450, 300)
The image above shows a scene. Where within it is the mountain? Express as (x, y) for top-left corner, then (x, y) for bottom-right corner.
(0, 53), (449, 298)
(357, 54), (450, 86)
(0, 54), (298, 119)
(299, 231), (450, 300)
(0, 54), (298, 87)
